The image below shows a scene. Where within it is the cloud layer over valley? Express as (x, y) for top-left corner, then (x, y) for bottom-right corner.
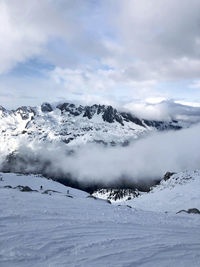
(1, 124), (200, 191)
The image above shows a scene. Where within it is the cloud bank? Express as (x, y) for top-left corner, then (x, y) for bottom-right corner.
(1, 124), (200, 191)
(124, 100), (200, 121)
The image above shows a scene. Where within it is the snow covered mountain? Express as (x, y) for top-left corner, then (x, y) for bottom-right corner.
(0, 102), (182, 156)
(129, 170), (200, 213)
(1, 171), (200, 266)
(94, 170), (200, 214)
(0, 102), (196, 193)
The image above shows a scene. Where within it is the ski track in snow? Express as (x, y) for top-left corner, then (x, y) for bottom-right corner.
(0, 173), (200, 267)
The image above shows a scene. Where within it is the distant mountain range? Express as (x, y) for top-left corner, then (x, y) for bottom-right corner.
(0, 102), (183, 152)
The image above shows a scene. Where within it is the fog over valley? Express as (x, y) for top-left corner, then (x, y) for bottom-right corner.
(1, 117), (200, 191)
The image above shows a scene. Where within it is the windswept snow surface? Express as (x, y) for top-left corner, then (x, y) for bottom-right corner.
(0, 172), (200, 267)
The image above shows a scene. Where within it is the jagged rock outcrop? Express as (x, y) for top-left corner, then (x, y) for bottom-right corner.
(0, 102), (183, 151)
(143, 119), (181, 130)
(0, 105), (6, 112)
(83, 106), (93, 119)
(121, 112), (144, 127)
(102, 106), (123, 125)
(92, 188), (141, 202)
(57, 103), (83, 116)
(163, 172), (176, 181)
(41, 103), (53, 112)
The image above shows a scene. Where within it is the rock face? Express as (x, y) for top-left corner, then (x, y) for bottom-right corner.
(54, 103), (182, 129)
(15, 106), (35, 120)
(143, 120), (181, 130)
(0, 102), (183, 153)
(102, 106), (123, 125)
(57, 103), (83, 116)
(41, 103), (53, 113)
(0, 105), (6, 112)
(163, 172), (176, 181)
(18, 186), (36, 192)
(14, 185), (37, 192)
(92, 189), (141, 202)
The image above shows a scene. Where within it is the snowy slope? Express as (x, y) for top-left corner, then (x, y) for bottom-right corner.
(0, 172), (200, 266)
(120, 170), (200, 213)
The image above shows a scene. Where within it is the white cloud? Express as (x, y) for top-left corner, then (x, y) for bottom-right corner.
(51, 67), (116, 93)
(1, 0), (200, 81)
(189, 80), (200, 89)
(0, 0), (109, 73)
(125, 101), (171, 121)
(0, 0), (51, 73)
(109, 0), (200, 81)
(124, 100), (200, 121)
(49, 66), (160, 104)
(1, 1), (200, 107)
(3, 123), (200, 186)
(145, 97), (166, 104)
(175, 100), (200, 107)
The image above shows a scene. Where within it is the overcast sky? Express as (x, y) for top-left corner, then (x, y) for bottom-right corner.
(1, 0), (200, 110)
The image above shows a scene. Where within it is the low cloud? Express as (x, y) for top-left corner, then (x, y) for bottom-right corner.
(125, 100), (200, 122)
(1, 124), (200, 191)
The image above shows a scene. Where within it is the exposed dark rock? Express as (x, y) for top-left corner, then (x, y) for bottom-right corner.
(14, 185), (38, 192)
(4, 185), (12, 188)
(57, 103), (83, 116)
(102, 106), (123, 124)
(110, 141), (116, 146)
(143, 120), (181, 130)
(0, 105), (6, 112)
(121, 112), (144, 127)
(176, 208), (200, 215)
(87, 195), (111, 204)
(94, 140), (107, 146)
(62, 137), (74, 144)
(15, 106), (35, 120)
(41, 103), (53, 112)
(66, 195), (73, 198)
(97, 104), (105, 114)
(163, 172), (176, 181)
(57, 103), (71, 111)
(43, 189), (60, 194)
(117, 204), (132, 208)
(83, 106), (93, 119)
(122, 140), (130, 147)
(93, 188), (141, 202)
(87, 195), (97, 199)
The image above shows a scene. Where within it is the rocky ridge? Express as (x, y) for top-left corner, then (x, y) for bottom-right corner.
(0, 102), (182, 152)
